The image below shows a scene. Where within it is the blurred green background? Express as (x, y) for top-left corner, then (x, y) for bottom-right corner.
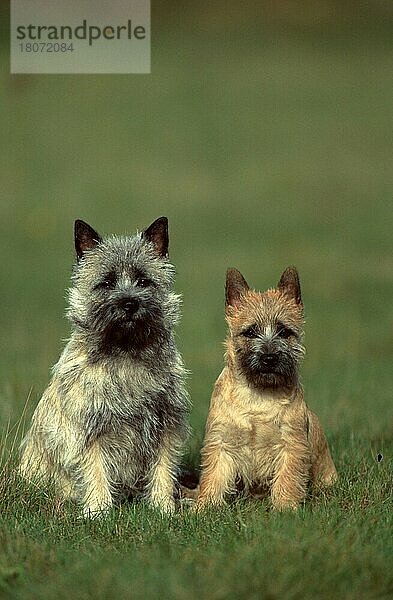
(0, 0), (392, 451)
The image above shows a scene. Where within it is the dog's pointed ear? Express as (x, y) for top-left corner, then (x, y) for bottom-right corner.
(226, 268), (250, 308)
(74, 220), (102, 259)
(143, 216), (169, 258)
(277, 266), (302, 305)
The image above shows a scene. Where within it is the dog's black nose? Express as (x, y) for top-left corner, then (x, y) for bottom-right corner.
(260, 353), (279, 368)
(120, 297), (140, 315)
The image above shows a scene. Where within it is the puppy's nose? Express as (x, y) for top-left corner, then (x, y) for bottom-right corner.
(260, 353), (279, 367)
(120, 297), (140, 315)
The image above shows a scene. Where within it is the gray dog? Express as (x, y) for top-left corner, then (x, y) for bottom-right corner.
(20, 217), (189, 517)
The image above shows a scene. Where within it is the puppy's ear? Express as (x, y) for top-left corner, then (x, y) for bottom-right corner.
(143, 216), (169, 258)
(277, 266), (302, 305)
(226, 268), (250, 308)
(74, 220), (102, 259)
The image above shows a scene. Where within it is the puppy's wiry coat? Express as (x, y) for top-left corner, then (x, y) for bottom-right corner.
(197, 267), (337, 510)
(20, 217), (189, 516)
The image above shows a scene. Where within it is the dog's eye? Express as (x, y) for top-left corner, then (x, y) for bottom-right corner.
(277, 326), (295, 339)
(96, 273), (116, 290)
(242, 326), (258, 339)
(136, 278), (150, 288)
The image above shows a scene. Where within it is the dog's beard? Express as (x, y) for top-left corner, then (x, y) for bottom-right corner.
(238, 350), (299, 389)
(101, 316), (165, 351)
(78, 300), (168, 354)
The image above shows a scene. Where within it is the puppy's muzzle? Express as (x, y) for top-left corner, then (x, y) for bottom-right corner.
(258, 353), (279, 371)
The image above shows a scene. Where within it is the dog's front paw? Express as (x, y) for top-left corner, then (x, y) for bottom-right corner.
(82, 502), (112, 520)
(81, 508), (107, 520)
(194, 495), (226, 513)
(271, 495), (300, 511)
(150, 495), (176, 515)
(319, 469), (338, 487)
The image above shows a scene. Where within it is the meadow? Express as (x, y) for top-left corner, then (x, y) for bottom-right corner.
(0, 3), (392, 598)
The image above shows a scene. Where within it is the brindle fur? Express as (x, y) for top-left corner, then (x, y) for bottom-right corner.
(20, 217), (189, 517)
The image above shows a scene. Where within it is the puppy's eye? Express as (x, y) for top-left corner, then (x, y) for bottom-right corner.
(277, 326), (295, 339)
(136, 278), (150, 288)
(242, 326), (258, 339)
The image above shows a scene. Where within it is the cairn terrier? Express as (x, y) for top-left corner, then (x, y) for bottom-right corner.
(196, 266), (337, 511)
(20, 217), (189, 517)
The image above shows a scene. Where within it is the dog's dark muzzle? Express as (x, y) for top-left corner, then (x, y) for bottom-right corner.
(119, 297), (140, 317)
(258, 353), (280, 372)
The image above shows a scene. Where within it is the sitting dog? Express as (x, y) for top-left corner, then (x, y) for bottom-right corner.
(20, 217), (189, 517)
(197, 267), (337, 510)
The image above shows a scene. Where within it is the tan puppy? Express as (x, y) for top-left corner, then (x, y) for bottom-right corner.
(197, 267), (337, 511)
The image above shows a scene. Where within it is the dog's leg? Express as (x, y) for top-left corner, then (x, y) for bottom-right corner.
(312, 445), (337, 486)
(19, 435), (65, 494)
(79, 441), (113, 518)
(20, 437), (51, 481)
(147, 435), (181, 514)
(20, 436), (78, 502)
(271, 432), (311, 511)
(308, 411), (338, 486)
(196, 445), (237, 510)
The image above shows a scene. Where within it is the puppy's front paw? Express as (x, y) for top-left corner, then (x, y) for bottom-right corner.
(194, 495), (226, 513)
(271, 495), (300, 511)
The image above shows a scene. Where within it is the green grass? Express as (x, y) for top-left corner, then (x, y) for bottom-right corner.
(1, 3), (393, 598)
